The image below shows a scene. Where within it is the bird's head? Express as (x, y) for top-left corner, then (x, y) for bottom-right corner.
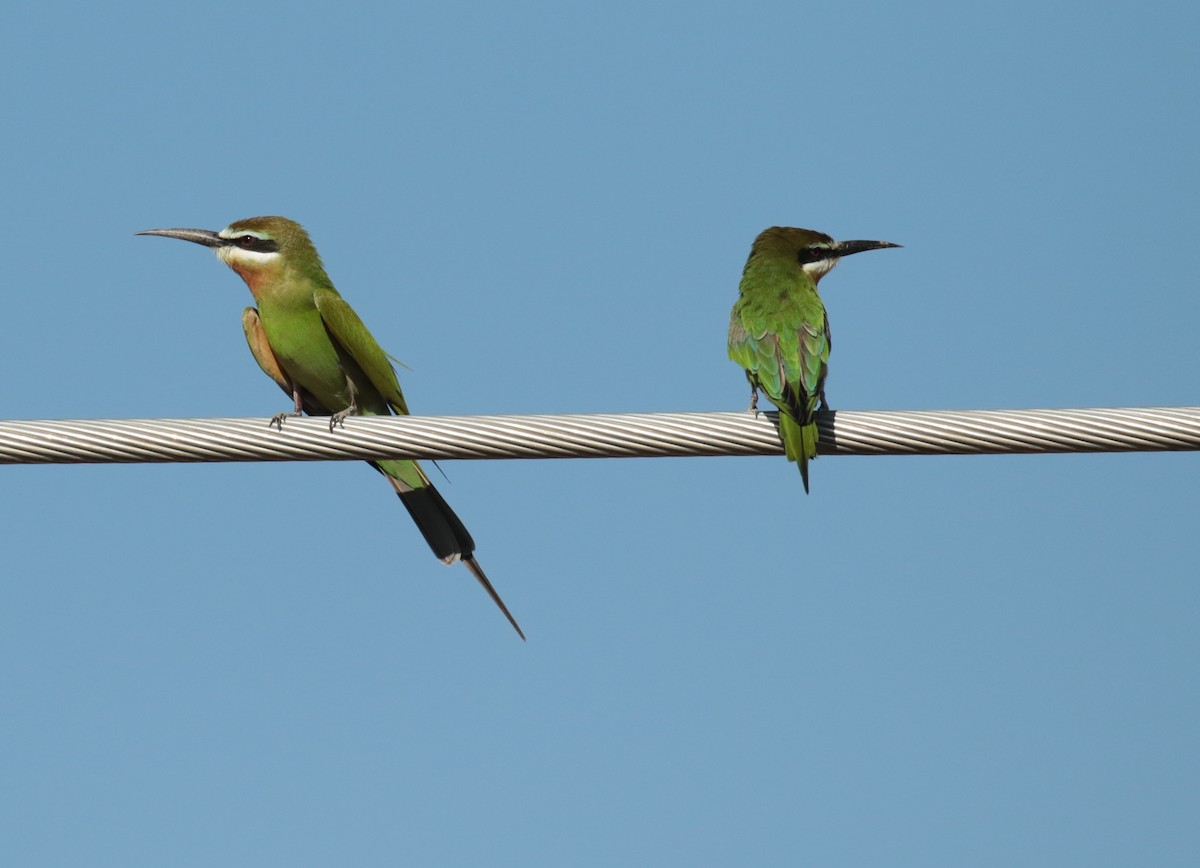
(137, 215), (329, 297)
(748, 226), (900, 283)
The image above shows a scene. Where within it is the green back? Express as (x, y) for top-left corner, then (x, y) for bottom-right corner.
(727, 229), (831, 424)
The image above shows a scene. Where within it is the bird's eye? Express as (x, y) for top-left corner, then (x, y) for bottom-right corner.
(238, 235), (257, 248)
(798, 247), (822, 264)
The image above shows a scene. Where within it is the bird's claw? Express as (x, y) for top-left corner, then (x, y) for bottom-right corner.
(329, 407), (354, 432)
(269, 411), (302, 430)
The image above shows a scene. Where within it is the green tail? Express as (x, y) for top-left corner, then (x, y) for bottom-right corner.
(778, 413), (818, 494)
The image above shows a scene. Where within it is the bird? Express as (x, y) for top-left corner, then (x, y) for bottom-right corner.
(728, 226), (899, 492)
(138, 216), (524, 639)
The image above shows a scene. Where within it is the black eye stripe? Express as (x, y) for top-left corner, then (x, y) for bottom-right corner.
(797, 246), (829, 264)
(229, 234), (279, 253)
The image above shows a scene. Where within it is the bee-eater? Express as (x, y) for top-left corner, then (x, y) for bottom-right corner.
(138, 216), (524, 639)
(728, 226), (899, 493)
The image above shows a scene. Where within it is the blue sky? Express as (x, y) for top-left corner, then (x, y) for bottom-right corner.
(2, 2), (1197, 865)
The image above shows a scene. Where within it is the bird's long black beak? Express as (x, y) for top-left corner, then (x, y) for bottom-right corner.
(831, 239), (902, 258)
(136, 227), (226, 248)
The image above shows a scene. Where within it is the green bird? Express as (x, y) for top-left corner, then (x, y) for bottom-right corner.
(138, 216), (524, 639)
(728, 227), (899, 492)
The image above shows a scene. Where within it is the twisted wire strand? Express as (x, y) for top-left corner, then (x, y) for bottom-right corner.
(0, 407), (1196, 465)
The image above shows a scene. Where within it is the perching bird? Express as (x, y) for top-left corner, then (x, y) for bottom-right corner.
(138, 216), (524, 639)
(728, 227), (899, 492)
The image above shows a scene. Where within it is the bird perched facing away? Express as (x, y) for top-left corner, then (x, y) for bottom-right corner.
(728, 227), (899, 492)
(138, 216), (524, 639)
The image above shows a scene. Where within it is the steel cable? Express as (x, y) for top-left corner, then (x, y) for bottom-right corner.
(0, 407), (1196, 465)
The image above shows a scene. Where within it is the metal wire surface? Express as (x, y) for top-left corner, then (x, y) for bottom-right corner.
(0, 407), (1196, 465)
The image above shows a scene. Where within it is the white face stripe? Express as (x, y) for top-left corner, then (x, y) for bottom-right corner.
(216, 227), (282, 267)
(801, 258), (838, 279)
(217, 246), (281, 267)
(217, 227), (269, 241)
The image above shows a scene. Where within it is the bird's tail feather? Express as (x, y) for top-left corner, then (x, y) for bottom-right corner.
(393, 483), (476, 563)
(779, 413), (818, 494)
(463, 556), (526, 641)
(371, 461), (525, 639)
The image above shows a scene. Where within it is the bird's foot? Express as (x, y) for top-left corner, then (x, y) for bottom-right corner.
(329, 405), (357, 432)
(269, 410), (303, 430)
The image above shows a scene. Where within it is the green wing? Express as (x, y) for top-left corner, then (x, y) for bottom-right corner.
(313, 286), (410, 416)
(728, 305), (829, 422)
(728, 301), (829, 492)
